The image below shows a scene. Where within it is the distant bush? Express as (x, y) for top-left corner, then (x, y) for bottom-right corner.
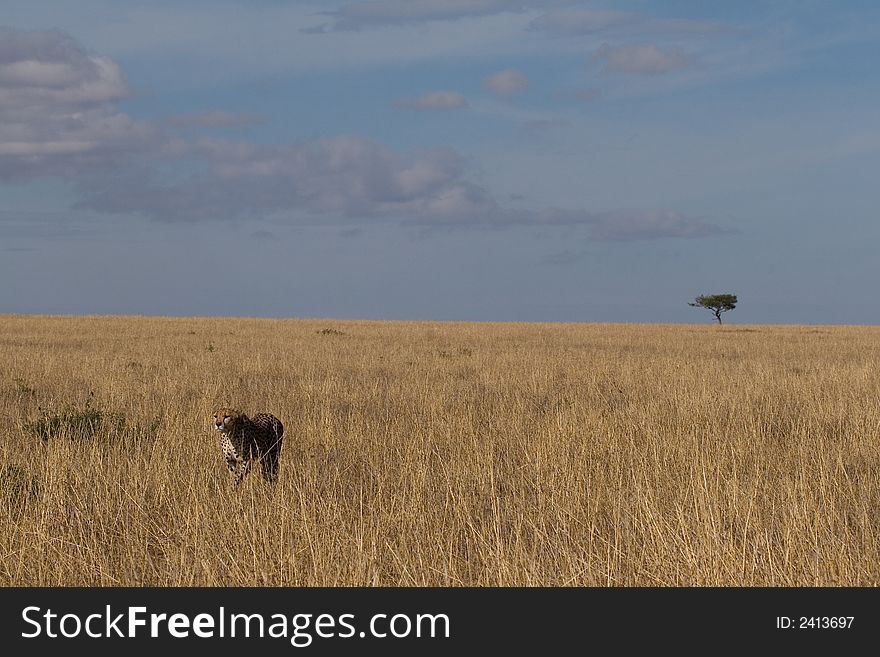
(26, 400), (159, 446)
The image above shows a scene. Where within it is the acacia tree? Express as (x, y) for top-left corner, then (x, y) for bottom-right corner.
(689, 293), (737, 325)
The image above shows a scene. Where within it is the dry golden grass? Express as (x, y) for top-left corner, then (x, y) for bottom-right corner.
(1, 314), (878, 586)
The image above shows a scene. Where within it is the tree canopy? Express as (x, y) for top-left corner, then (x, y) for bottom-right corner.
(689, 294), (737, 324)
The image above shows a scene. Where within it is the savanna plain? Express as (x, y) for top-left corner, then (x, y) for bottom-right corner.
(1, 315), (878, 586)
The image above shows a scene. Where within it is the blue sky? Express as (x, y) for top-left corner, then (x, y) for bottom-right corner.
(2, 1), (879, 323)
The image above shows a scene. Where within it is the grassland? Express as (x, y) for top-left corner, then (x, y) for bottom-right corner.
(1, 314), (878, 586)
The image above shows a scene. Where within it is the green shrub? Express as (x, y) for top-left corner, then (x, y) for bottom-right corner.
(26, 401), (159, 446)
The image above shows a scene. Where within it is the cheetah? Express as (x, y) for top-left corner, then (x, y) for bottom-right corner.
(212, 407), (284, 486)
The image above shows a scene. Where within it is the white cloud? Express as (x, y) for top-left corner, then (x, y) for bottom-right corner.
(592, 44), (691, 75)
(6, 3), (543, 80)
(528, 9), (725, 38)
(394, 90), (469, 111)
(0, 28), (156, 179)
(483, 69), (529, 96)
(76, 135), (496, 222)
(311, 0), (530, 32)
(528, 9), (634, 36)
(0, 28), (128, 106)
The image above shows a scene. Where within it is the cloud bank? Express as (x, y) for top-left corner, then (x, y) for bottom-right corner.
(2, 28), (728, 242)
(0, 27), (155, 178)
(76, 135), (497, 223)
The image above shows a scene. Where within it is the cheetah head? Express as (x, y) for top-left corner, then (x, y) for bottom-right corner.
(212, 408), (240, 433)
